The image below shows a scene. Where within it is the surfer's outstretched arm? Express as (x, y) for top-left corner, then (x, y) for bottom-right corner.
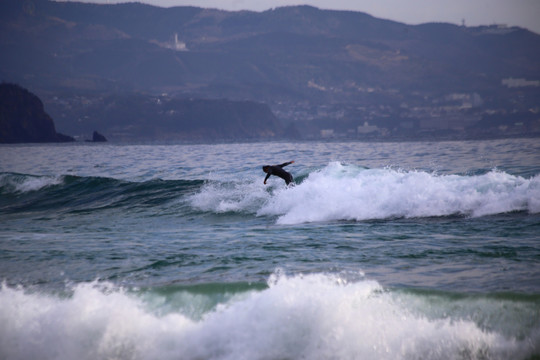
(278, 160), (295, 168)
(263, 172), (271, 184)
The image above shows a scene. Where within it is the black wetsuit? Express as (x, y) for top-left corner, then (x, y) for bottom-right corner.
(264, 161), (294, 185)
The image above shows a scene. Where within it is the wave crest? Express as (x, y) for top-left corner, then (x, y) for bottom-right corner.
(189, 162), (540, 224)
(0, 172), (64, 194)
(263, 163), (540, 224)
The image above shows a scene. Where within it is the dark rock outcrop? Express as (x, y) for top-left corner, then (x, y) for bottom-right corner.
(0, 83), (74, 143)
(91, 131), (107, 142)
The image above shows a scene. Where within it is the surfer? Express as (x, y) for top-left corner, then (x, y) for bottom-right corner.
(262, 161), (295, 186)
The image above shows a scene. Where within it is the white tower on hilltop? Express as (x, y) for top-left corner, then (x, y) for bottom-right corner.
(174, 33), (187, 51)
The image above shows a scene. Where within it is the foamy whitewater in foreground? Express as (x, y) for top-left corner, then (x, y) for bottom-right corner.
(1, 273), (538, 360)
(1, 139), (539, 359)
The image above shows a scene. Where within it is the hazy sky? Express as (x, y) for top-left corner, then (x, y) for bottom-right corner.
(72, 0), (540, 34)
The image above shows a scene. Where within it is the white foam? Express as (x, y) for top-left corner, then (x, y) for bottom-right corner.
(256, 163), (540, 224)
(0, 274), (537, 360)
(0, 282), (195, 360)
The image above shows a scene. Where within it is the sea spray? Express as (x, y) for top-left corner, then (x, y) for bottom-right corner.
(189, 177), (271, 214)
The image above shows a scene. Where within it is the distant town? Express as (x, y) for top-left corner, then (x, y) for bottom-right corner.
(271, 79), (540, 140)
(42, 81), (540, 142)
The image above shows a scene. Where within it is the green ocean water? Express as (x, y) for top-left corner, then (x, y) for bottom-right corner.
(1, 139), (539, 359)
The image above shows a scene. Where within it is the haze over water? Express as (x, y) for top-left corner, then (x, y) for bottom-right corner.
(1, 138), (539, 359)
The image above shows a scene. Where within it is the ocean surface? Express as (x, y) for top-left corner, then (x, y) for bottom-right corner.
(1, 138), (539, 360)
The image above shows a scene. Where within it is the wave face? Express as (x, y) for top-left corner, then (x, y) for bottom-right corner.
(0, 172), (202, 215)
(0, 273), (538, 360)
(191, 162), (540, 224)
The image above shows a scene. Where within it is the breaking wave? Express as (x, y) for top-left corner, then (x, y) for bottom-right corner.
(2, 162), (539, 224)
(0, 272), (538, 360)
(191, 162), (540, 224)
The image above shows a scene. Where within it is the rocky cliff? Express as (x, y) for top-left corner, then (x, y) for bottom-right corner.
(0, 83), (74, 143)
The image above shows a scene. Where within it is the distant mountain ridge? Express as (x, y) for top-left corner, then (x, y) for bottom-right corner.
(3, 0), (537, 93)
(1, 0), (539, 140)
